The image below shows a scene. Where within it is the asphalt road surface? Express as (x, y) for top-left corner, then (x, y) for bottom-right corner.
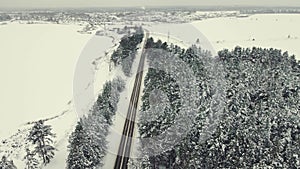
(114, 30), (149, 169)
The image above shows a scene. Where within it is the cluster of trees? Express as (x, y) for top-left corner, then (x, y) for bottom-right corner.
(24, 120), (56, 169)
(139, 68), (181, 137)
(0, 120), (56, 169)
(24, 120), (56, 166)
(0, 156), (17, 169)
(137, 56), (183, 168)
(136, 38), (300, 168)
(67, 77), (125, 169)
(0, 14), (11, 22)
(111, 27), (144, 76)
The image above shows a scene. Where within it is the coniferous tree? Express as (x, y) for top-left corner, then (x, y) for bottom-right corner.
(24, 149), (39, 169)
(27, 120), (56, 165)
(138, 39), (300, 168)
(67, 121), (90, 169)
(0, 156), (17, 169)
(110, 29), (144, 76)
(67, 78), (125, 169)
(67, 120), (104, 169)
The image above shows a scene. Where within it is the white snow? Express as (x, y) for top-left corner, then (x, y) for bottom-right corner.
(44, 33), (117, 169)
(145, 23), (215, 54)
(192, 14), (300, 59)
(0, 23), (93, 139)
(0, 22), (117, 168)
(101, 65), (136, 169)
(1, 12), (300, 169)
(145, 14), (300, 60)
(102, 30), (148, 168)
(130, 41), (149, 160)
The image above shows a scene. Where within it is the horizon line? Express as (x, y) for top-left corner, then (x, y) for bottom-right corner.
(1, 5), (300, 11)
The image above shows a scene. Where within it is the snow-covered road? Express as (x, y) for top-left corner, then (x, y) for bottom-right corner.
(102, 30), (149, 169)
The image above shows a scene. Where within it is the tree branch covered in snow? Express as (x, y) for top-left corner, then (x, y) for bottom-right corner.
(137, 38), (300, 168)
(27, 120), (56, 166)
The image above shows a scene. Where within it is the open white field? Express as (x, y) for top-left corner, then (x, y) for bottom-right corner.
(146, 14), (300, 60)
(192, 14), (300, 59)
(0, 22), (117, 168)
(0, 23), (112, 139)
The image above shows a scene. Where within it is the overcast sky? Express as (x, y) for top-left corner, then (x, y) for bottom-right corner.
(1, 0), (300, 9)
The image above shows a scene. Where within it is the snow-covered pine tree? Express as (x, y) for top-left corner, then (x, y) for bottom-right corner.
(67, 121), (90, 169)
(111, 30), (144, 76)
(67, 78), (125, 169)
(139, 39), (300, 168)
(27, 120), (56, 165)
(24, 148), (39, 169)
(67, 120), (103, 169)
(81, 113), (108, 157)
(0, 156), (17, 169)
(121, 52), (134, 76)
(81, 115), (108, 167)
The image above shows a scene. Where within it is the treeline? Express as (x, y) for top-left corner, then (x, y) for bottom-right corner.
(0, 14), (11, 22)
(137, 37), (222, 168)
(67, 78), (125, 169)
(139, 68), (181, 138)
(111, 27), (144, 76)
(136, 38), (300, 168)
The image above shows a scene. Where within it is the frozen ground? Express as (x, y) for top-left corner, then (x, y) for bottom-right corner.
(145, 23), (216, 54)
(192, 14), (300, 59)
(0, 23), (92, 139)
(43, 34), (117, 169)
(0, 22), (117, 168)
(146, 14), (300, 60)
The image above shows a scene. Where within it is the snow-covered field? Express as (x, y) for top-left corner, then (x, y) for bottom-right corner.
(146, 14), (300, 60)
(0, 23), (92, 139)
(192, 14), (300, 59)
(0, 22), (117, 168)
(145, 23), (216, 54)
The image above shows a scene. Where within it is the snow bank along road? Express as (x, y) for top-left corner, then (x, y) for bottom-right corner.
(114, 30), (149, 169)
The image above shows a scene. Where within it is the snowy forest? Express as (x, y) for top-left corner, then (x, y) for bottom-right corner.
(111, 26), (144, 76)
(66, 78), (125, 169)
(66, 27), (145, 168)
(0, 26), (145, 169)
(1, 29), (299, 168)
(135, 38), (300, 168)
